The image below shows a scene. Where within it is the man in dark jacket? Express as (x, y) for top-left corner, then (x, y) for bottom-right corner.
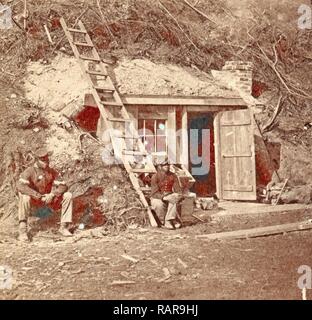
(16, 148), (73, 242)
(150, 160), (183, 229)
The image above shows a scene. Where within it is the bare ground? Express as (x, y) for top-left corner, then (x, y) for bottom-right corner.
(1, 209), (312, 300)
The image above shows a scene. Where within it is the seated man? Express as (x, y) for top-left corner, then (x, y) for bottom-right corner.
(150, 160), (183, 229)
(16, 148), (73, 242)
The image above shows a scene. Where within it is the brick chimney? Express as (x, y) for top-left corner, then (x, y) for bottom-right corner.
(211, 60), (262, 111)
(221, 61), (253, 96)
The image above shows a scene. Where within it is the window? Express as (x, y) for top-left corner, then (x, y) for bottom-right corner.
(138, 119), (167, 154)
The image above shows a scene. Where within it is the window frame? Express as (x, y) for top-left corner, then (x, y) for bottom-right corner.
(138, 119), (168, 155)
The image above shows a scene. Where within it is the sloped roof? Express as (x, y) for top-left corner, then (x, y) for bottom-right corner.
(113, 59), (240, 99)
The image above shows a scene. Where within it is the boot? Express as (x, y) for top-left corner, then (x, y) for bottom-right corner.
(18, 221), (30, 242)
(174, 221), (182, 229)
(59, 223), (73, 237)
(174, 217), (182, 229)
(162, 220), (175, 230)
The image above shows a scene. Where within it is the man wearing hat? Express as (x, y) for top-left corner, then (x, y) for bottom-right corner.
(150, 159), (183, 229)
(16, 147), (73, 242)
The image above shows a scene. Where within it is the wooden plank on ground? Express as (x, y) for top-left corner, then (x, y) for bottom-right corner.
(196, 220), (312, 241)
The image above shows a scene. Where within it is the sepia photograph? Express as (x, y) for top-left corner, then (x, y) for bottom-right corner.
(0, 0), (312, 304)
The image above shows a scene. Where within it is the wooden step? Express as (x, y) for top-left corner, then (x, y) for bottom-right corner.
(140, 186), (151, 192)
(80, 55), (100, 62)
(94, 86), (115, 92)
(131, 168), (156, 174)
(87, 70), (107, 77)
(177, 175), (192, 179)
(108, 117), (132, 122)
(122, 150), (147, 156)
(99, 100), (123, 107)
(67, 27), (86, 34)
(74, 42), (94, 47)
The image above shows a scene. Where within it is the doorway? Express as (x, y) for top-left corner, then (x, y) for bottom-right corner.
(188, 112), (216, 197)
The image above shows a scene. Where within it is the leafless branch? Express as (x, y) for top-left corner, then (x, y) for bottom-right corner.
(262, 94), (284, 133)
(158, 0), (200, 51)
(96, 0), (117, 43)
(182, 0), (218, 25)
(272, 43), (278, 67)
(257, 43), (312, 100)
(119, 206), (143, 216)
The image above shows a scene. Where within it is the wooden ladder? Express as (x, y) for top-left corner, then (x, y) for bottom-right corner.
(60, 18), (159, 227)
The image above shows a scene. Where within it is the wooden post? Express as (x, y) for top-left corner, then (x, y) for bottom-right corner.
(214, 112), (222, 199)
(180, 106), (189, 169)
(126, 105), (138, 151)
(167, 106), (177, 164)
(126, 106), (138, 131)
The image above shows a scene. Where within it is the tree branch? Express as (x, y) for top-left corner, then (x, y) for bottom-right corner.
(182, 0), (218, 25)
(257, 43), (312, 100)
(262, 93), (284, 133)
(158, 0), (200, 51)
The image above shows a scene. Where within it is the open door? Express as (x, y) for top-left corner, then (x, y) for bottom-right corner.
(215, 109), (256, 201)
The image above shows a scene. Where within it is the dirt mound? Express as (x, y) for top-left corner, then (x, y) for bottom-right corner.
(25, 54), (91, 114)
(114, 58), (237, 97)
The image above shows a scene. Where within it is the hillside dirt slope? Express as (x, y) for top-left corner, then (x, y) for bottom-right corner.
(0, 0), (311, 219)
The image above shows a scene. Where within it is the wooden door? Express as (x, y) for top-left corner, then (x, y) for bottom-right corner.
(215, 109), (256, 201)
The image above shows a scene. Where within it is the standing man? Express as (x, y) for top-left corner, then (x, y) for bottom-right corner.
(150, 160), (183, 229)
(16, 148), (73, 242)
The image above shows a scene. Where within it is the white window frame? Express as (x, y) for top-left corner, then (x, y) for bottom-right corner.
(138, 119), (168, 156)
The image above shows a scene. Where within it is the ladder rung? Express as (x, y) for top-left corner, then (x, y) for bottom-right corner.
(177, 175), (192, 179)
(74, 42), (94, 47)
(94, 86), (115, 92)
(108, 118), (132, 122)
(80, 55), (100, 62)
(67, 27), (86, 34)
(87, 70), (107, 77)
(123, 150), (147, 156)
(140, 187), (151, 192)
(115, 135), (140, 139)
(100, 101), (123, 107)
(131, 168), (156, 174)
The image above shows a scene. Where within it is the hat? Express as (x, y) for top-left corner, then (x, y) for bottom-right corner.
(34, 148), (51, 158)
(160, 157), (169, 166)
